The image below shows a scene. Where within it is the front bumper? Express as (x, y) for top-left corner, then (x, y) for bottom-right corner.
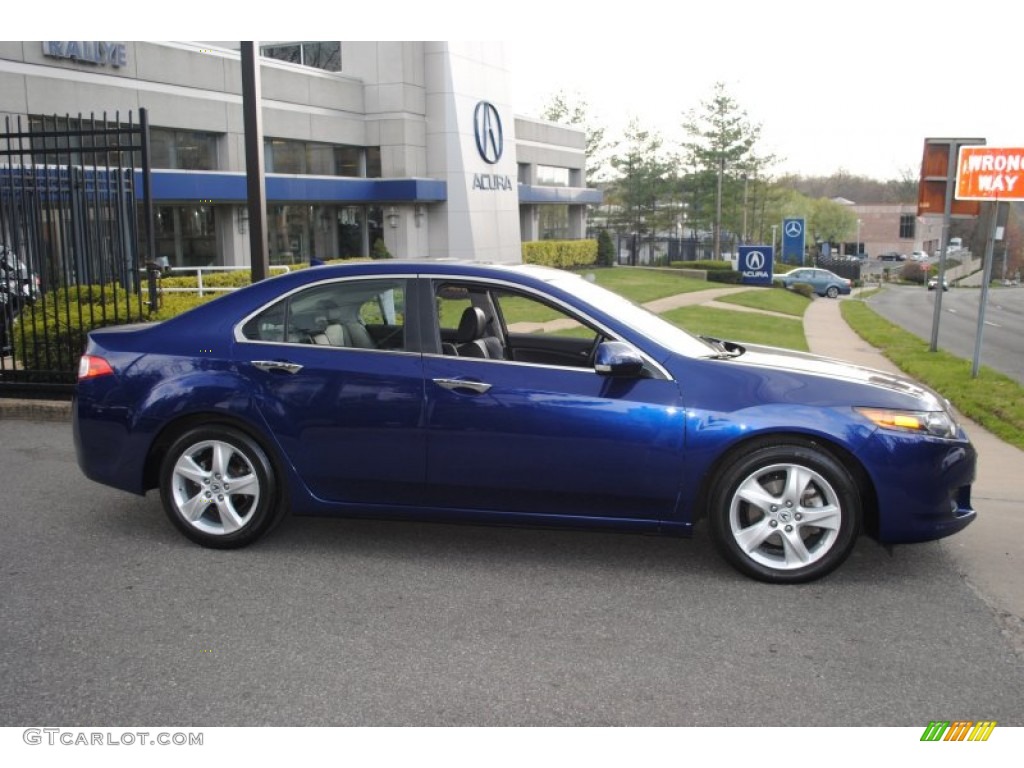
(857, 428), (977, 544)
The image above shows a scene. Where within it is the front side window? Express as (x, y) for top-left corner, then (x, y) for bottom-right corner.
(242, 279), (406, 351)
(434, 282), (602, 367)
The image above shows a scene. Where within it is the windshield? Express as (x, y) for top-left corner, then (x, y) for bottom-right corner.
(546, 272), (719, 358)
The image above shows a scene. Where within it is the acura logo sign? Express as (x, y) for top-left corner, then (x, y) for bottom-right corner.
(474, 101), (503, 164)
(745, 250), (766, 270)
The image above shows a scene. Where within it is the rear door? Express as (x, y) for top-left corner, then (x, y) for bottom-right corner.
(233, 276), (427, 506)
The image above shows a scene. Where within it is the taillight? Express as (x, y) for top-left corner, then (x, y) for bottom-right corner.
(78, 355), (114, 380)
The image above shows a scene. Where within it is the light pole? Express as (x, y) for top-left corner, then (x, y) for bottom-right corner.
(856, 218), (861, 258)
(771, 223), (778, 256)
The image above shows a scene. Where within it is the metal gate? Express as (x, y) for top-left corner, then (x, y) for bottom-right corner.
(0, 109), (153, 398)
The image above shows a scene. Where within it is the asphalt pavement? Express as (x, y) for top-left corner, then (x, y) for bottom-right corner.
(0, 286), (1021, 729)
(2, 288), (1021, 629)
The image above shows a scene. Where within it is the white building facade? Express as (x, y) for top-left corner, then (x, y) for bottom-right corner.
(0, 41), (598, 268)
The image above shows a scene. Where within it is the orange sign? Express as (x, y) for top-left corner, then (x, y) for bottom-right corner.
(956, 146), (1024, 201)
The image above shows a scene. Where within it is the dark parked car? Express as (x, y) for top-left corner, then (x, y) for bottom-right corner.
(878, 252), (906, 262)
(775, 267), (852, 298)
(73, 261), (977, 583)
(1, 245), (41, 354)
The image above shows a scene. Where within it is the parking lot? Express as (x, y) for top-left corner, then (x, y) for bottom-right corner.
(1, 418), (1021, 727)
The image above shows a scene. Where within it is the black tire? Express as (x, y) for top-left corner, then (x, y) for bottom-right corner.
(159, 425), (283, 549)
(826, 286), (839, 299)
(708, 440), (861, 583)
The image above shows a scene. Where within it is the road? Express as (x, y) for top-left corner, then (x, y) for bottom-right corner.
(866, 285), (1024, 384)
(1, 419), (1022, 727)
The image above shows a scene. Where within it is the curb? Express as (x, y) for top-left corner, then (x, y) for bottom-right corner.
(0, 398), (72, 422)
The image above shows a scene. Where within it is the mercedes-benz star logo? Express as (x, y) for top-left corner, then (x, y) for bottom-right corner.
(746, 251), (766, 271)
(785, 220), (803, 238)
(474, 101), (503, 165)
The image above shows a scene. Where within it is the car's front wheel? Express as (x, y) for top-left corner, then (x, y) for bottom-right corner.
(159, 426), (283, 548)
(708, 440), (861, 583)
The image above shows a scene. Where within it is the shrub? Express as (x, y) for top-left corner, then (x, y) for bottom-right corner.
(13, 284), (149, 373)
(668, 260), (734, 271)
(596, 231), (615, 267)
(371, 238), (392, 260)
(522, 239), (598, 268)
(787, 282), (815, 299)
(900, 262), (927, 284)
(707, 270), (743, 284)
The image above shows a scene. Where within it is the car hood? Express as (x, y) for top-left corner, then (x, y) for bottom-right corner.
(717, 342), (945, 409)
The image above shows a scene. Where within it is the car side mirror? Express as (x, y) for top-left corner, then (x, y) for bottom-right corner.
(594, 341), (645, 378)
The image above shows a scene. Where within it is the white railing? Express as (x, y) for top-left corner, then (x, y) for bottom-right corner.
(158, 265), (292, 296)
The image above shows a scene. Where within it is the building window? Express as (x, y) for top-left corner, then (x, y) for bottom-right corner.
(153, 205), (216, 268)
(261, 42), (341, 72)
(28, 114), (137, 167)
(899, 214), (915, 239)
(536, 165), (570, 187)
(267, 204), (383, 264)
(150, 128), (218, 170)
(265, 139), (380, 177)
(539, 205), (569, 239)
(366, 148), (382, 179)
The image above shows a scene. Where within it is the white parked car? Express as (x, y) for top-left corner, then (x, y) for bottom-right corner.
(911, 251), (930, 261)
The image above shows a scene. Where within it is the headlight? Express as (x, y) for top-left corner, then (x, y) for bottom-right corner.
(855, 407), (958, 439)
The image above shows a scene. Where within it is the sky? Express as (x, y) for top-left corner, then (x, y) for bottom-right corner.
(502, 1), (1023, 181)
(21, 0), (1023, 181)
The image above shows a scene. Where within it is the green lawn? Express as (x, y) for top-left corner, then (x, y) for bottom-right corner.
(713, 286), (811, 316)
(841, 299), (1024, 450)
(580, 267), (714, 304)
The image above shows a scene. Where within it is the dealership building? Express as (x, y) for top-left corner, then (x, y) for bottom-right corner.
(0, 41), (598, 268)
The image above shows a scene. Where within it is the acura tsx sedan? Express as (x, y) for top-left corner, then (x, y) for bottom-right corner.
(73, 261), (977, 583)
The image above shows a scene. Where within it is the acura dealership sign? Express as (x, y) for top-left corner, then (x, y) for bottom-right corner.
(472, 100), (512, 192)
(739, 245), (774, 285)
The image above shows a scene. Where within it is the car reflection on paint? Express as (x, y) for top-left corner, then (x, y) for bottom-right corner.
(73, 261), (977, 583)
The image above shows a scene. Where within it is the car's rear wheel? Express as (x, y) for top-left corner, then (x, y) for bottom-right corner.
(708, 441), (861, 583)
(826, 286), (839, 299)
(159, 426), (282, 548)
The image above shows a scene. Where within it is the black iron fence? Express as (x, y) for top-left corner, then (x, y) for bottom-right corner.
(0, 110), (153, 398)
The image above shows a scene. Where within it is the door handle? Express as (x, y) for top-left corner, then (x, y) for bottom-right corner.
(432, 377), (492, 394)
(251, 360), (303, 374)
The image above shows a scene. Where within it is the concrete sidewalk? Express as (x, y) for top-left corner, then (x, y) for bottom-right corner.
(805, 296), (1023, 631)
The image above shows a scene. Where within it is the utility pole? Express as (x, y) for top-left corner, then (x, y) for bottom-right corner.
(240, 42), (269, 283)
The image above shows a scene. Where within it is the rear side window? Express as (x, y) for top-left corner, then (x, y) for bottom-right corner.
(241, 279), (406, 351)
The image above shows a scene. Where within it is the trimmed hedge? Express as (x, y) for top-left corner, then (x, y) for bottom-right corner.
(522, 239), (598, 268)
(786, 282), (816, 298)
(668, 260), (735, 271)
(13, 285), (149, 373)
(707, 270), (744, 284)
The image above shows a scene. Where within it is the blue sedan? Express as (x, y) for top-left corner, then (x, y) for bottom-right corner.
(73, 261), (976, 583)
(776, 267), (852, 298)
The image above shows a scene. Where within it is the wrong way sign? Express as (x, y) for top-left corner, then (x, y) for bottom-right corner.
(956, 146), (1024, 201)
